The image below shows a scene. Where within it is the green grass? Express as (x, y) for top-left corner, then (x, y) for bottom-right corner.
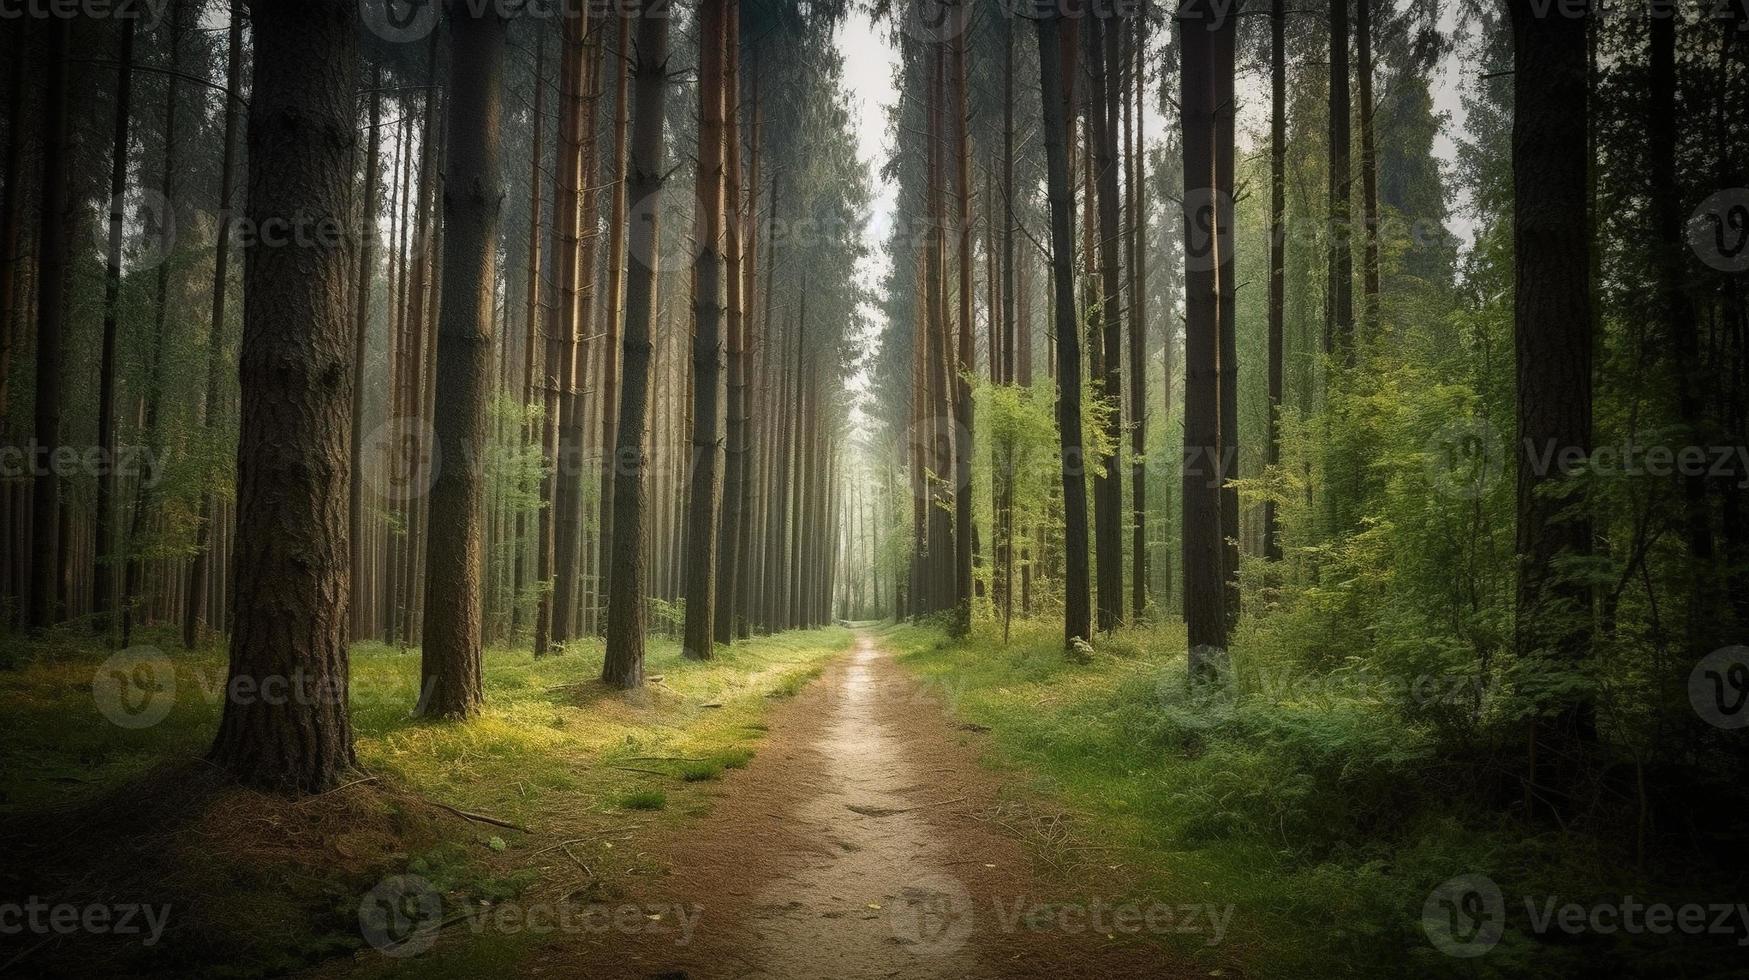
(880, 619), (1723, 980)
(0, 623), (851, 977)
(616, 787), (669, 809)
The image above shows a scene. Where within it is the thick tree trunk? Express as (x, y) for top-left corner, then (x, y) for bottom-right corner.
(602, 0), (672, 689)
(1507, 0), (1595, 815)
(208, 0), (361, 794)
(1180, 1), (1228, 677)
(185, 1), (247, 649)
(682, 0), (728, 660)
(418, 0), (506, 719)
(1035, 4), (1092, 648)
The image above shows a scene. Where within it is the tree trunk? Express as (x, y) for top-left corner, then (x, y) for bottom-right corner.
(597, 14), (630, 629)
(1326, 0), (1353, 359)
(0, 24), (28, 435)
(184, 1), (247, 649)
(94, 18), (137, 637)
(1035, 3), (1092, 648)
(602, 0), (673, 689)
(715, 0), (746, 645)
(1213, 9), (1239, 624)
(1089, 5), (1125, 633)
(1356, 0), (1380, 336)
(27, 18), (70, 630)
(1180, 0), (1229, 678)
(1264, 0), (1285, 562)
(418, 0), (506, 719)
(350, 64), (384, 644)
(1507, 0), (1595, 815)
(682, 0), (728, 660)
(1125, 11), (1147, 622)
(950, 15), (975, 638)
(537, 6), (583, 656)
(121, 3), (188, 649)
(208, 0), (361, 794)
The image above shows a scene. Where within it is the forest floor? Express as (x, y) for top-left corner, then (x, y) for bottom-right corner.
(522, 632), (1204, 980)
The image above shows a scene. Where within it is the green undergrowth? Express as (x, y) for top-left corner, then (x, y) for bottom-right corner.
(0, 624), (850, 977)
(882, 619), (1736, 980)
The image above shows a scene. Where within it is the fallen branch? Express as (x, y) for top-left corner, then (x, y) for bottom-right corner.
(430, 801), (529, 833)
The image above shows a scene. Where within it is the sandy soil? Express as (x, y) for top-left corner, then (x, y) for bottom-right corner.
(543, 633), (1194, 979)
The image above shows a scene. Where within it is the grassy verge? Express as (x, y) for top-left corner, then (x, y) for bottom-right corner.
(0, 625), (851, 977)
(881, 619), (1732, 980)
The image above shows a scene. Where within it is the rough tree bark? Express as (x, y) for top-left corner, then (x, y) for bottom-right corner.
(1507, 0), (1595, 816)
(208, 0), (361, 793)
(602, 0), (672, 689)
(418, 0), (507, 719)
(682, 0), (728, 661)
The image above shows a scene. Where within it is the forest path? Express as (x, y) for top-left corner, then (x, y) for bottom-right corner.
(552, 632), (1187, 979)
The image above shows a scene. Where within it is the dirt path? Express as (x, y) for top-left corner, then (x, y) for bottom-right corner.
(551, 633), (1191, 979)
